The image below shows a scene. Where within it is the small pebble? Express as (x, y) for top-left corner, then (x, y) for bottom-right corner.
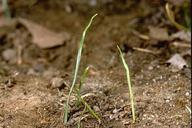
(4, 78), (15, 88)
(2, 49), (16, 62)
(159, 76), (163, 80)
(120, 99), (124, 102)
(143, 114), (147, 117)
(109, 114), (113, 119)
(165, 96), (172, 103)
(50, 77), (65, 89)
(148, 66), (153, 70)
(65, 5), (72, 13)
(43, 68), (59, 80)
(183, 67), (191, 78)
(0, 103), (4, 108)
(33, 63), (44, 73)
(89, 0), (97, 6)
(0, 116), (3, 122)
(93, 106), (100, 112)
(185, 92), (190, 96)
(27, 68), (37, 75)
(112, 108), (121, 114)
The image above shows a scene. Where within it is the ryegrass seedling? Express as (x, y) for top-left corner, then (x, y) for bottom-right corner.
(117, 45), (136, 123)
(75, 66), (100, 127)
(64, 14), (98, 124)
(75, 88), (100, 122)
(1, 0), (11, 19)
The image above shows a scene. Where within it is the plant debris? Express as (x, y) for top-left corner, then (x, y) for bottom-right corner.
(167, 53), (188, 70)
(148, 26), (170, 41)
(18, 18), (71, 48)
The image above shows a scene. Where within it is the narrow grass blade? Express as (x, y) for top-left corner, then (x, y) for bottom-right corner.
(165, 3), (188, 31)
(117, 45), (136, 123)
(79, 66), (90, 90)
(64, 14), (98, 124)
(76, 67), (90, 104)
(75, 88), (100, 122)
(75, 66), (100, 123)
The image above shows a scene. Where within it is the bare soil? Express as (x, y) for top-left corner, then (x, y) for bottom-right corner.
(0, 0), (191, 128)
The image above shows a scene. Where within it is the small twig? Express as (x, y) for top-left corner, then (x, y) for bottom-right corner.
(186, 105), (191, 115)
(132, 47), (160, 55)
(17, 45), (23, 65)
(132, 30), (150, 40)
(81, 93), (97, 99)
(171, 41), (191, 48)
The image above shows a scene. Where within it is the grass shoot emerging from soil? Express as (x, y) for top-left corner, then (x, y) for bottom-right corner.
(117, 45), (136, 123)
(75, 66), (100, 124)
(64, 14), (98, 124)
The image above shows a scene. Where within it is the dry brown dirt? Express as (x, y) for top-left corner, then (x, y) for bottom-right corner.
(0, 0), (191, 128)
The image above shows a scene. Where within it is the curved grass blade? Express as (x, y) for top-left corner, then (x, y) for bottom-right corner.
(64, 14), (98, 124)
(165, 3), (188, 31)
(117, 45), (136, 123)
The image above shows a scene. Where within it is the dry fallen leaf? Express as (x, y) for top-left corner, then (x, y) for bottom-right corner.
(149, 26), (170, 41)
(168, 0), (186, 6)
(171, 31), (191, 42)
(18, 18), (70, 48)
(0, 18), (16, 38)
(167, 53), (188, 70)
(0, 17), (12, 27)
(182, 49), (191, 56)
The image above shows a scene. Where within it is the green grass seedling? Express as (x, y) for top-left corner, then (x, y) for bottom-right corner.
(64, 14), (98, 124)
(75, 88), (100, 122)
(75, 66), (100, 127)
(117, 45), (136, 123)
